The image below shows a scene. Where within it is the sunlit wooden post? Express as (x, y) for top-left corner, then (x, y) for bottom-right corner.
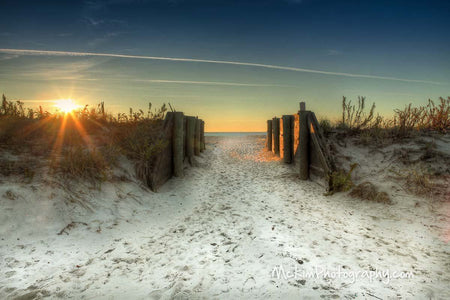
(282, 115), (293, 163)
(186, 116), (196, 163)
(299, 102), (310, 179)
(279, 118), (284, 159)
(173, 111), (184, 177)
(272, 117), (280, 156)
(267, 120), (272, 151)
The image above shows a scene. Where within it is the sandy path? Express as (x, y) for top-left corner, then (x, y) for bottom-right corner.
(1, 136), (449, 299)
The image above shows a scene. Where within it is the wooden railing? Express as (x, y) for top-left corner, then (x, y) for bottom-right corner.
(266, 102), (335, 188)
(136, 112), (205, 191)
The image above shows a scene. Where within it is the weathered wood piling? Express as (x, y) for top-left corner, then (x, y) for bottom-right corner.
(272, 117), (280, 156)
(266, 120), (272, 151)
(266, 101), (335, 188)
(173, 111), (184, 177)
(186, 116), (196, 161)
(298, 102), (310, 180)
(138, 112), (206, 191)
(282, 115), (294, 163)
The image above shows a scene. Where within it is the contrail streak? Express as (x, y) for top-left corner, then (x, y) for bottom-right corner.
(132, 79), (295, 87)
(0, 48), (443, 85)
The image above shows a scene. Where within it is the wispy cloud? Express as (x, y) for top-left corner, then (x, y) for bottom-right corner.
(0, 54), (19, 61)
(0, 58), (100, 81)
(57, 33), (73, 37)
(326, 49), (341, 56)
(87, 31), (124, 48)
(83, 17), (105, 26)
(0, 48), (444, 85)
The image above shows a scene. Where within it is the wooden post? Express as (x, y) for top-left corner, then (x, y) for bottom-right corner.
(279, 118), (284, 159)
(203, 120), (206, 150)
(173, 111), (184, 177)
(282, 115), (293, 163)
(300, 101), (306, 111)
(293, 113), (300, 165)
(299, 102), (310, 179)
(194, 117), (201, 156)
(272, 117), (280, 156)
(183, 116), (187, 159)
(186, 116), (195, 162)
(200, 120), (205, 151)
(267, 120), (272, 151)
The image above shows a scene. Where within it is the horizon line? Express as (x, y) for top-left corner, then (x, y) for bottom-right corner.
(0, 48), (444, 85)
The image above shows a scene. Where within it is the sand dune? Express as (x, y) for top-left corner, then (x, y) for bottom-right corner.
(0, 136), (449, 299)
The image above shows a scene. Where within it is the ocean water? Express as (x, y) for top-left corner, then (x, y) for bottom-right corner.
(205, 132), (266, 137)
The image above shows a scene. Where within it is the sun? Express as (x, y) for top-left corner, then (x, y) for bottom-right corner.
(54, 99), (80, 113)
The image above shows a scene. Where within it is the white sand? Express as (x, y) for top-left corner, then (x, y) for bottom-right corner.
(0, 135), (449, 299)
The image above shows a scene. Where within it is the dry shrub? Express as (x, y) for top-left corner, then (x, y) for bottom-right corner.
(390, 165), (440, 198)
(3, 190), (18, 200)
(327, 163), (358, 194)
(404, 168), (436, 196)
(339, 96), (375, 131)
(394, 97), (450, 135)
(319, 118), (333, 136)
(332, 96), (449, 146)
(0, 94), (169, 183)
(55, 147), (110, 181)
(111, 119), (166, 162)
(349, 182), (391, 204)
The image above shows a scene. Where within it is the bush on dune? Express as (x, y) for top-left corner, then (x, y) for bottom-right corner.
(0, 94), (168, 182)
(331, 96), (450, 146)
(326, 96), (449, 199)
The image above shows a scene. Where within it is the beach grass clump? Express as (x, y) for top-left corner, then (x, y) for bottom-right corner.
(404, 167), (436, 196)
(389, 164), (441, 198)
(319, 118), (333, 136)
(349, 182), (391, 204)
(393, 97), (450, 135)
(55, 147), (110, 181)
(327, 163), (358, 194)
(0, 94), (168, 183)
(333, 96), (394, 145)
(330, 96), (450, 146)
(339, 96), (376, 131)
(111, 119), (166, 162)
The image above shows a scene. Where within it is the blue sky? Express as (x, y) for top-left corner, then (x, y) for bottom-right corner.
(0, 0), (449, 131)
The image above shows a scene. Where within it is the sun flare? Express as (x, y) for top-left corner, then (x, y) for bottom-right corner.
(54, 99), (80, 113)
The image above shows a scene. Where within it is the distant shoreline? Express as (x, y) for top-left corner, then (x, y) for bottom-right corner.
(205, 132), (265, 137)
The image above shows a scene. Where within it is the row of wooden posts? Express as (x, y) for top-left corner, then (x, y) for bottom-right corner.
(137, 111), (205, 191)
(172, 112), (206, 177)
(266, 102), (335, 184)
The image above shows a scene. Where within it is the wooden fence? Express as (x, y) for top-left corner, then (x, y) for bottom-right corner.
(136, 111), (205, 191)
(266, 102), (336, 188)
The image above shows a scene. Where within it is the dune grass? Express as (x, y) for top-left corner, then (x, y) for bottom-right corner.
(0, 94), (168, 182)
(322, 96), (449, 198)
(320, 96), (450, 145)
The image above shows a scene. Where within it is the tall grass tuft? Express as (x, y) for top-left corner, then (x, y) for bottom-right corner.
(394, 97), (450, 135)
(0, 94), (168, 182)
(339, 96), (375, 131)
(332, 96), (450, 145)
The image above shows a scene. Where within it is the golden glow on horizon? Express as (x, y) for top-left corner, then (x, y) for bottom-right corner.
(54, 99), (80, 113)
